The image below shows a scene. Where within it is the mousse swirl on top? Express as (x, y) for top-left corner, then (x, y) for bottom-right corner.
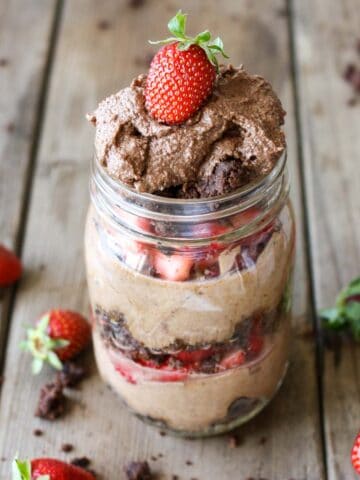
(87, 65), (286, 197)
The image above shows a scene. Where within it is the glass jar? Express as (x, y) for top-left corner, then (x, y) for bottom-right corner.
(85, 151), (295, 437)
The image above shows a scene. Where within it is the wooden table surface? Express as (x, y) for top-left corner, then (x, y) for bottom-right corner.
(0, 1), (359, 479)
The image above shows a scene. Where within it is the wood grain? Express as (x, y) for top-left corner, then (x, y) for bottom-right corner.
(0, 0), (324, 478)
(293, 0), (360, 478)
(0, 0), (59, 368)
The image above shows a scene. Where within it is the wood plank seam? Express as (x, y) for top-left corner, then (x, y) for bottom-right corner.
(287, 0), (328, 478)
(0, 0), (65, 377)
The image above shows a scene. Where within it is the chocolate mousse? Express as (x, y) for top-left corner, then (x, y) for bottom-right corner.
(87, 65), (286, 197)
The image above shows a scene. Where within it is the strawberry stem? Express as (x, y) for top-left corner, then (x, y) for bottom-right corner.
(149, 10), (229, 70)
(20, 313), (69, 374)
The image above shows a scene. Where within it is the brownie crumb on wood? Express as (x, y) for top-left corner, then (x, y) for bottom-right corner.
(56, 361), (87, 388)
(71, 457), (91, 469)
(35, 382), (66, 420)
(61, 443), (74, 453)
(33, 429), (43, 437)
(124, 461), (152, 480)
(185, 460), (193, 466)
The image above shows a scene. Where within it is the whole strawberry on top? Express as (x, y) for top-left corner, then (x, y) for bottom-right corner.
(21, 310), (91, 374)
(145, 10), (228, 124)
(12, 457), (95, 480)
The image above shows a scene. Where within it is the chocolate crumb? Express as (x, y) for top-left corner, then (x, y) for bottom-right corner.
(35, 382), (66, 420)
(97, 19), (111, 30)
(159, 430), (166, 436)
(150, 456), (157, 462)
(5, 122), (15, 133)
(61, 443), (74, 453)
(0, 58), (9, 67)
(172, 476), (179, 480)
(71, 457), (91, 469)
(347, 97), (357, 107)
(56, 361), (87, 388)
(128, 0), (145, 8)
(186, 460), (193, 466)
(124, 461), (152, 480)
(259, 436), (268, 445)
(33, 429), (43, 437)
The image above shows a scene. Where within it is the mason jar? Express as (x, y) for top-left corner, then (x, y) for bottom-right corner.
(85, 150), (295, 437)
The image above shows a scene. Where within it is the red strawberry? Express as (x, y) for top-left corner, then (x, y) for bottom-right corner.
(145, 10), (228, 124)
(0, 244), (22, 287)
(247, 319), (264, 359)
(154, 251), (193, 281)
(176, 347), (214, 364)
(12, 457), (95, 480)
(352, 431), (360, 474)
(21, 310), (91, 374)
(220, 349), (246, 370)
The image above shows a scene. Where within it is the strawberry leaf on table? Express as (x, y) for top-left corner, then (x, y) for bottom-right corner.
(12, 458), (50, 480)
(320, 276), (360, 340)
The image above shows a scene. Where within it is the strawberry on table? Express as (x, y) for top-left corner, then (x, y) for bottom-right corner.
(145, 10), (228, 124)
(0, 244), (22, 287)
(21, 310), (91, 374)
(352, 431), (360, 474)
(12, 457), (95, 480)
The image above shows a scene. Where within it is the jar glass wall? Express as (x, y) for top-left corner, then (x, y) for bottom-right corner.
(85, 152), (295, 437)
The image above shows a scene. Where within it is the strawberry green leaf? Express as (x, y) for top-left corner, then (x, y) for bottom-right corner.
(195, 30), (211, 43)
(32, 357), (44, 375)
(148, 37), (178, 45)
(12, 458), (31, 480)
(320, 276), (360, 340)
(149, 10), (229, 71)
(21, 313), (68, 374)
(168, 10), (187, 38)
(47, 351), (63, 370)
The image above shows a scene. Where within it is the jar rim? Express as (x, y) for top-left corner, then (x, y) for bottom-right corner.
(93, 149), (287, 212)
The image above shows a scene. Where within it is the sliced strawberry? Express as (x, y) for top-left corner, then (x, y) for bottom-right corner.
(220, 349), (246, 369)
(154, 251), (193, 281)
(246, 319), (264, 359)
(175, 347), (214, 364)
(110, 350), (188, 383)
(230, 207), (261, 229)
(352, 431), (360, 474)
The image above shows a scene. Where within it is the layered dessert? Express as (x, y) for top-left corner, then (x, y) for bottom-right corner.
(85, 12), (295, 435)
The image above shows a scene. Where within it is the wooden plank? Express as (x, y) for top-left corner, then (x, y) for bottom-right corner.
(0, 0), (324, 478)
(0, 0), (59, 366)
(292, 0), (360, 478)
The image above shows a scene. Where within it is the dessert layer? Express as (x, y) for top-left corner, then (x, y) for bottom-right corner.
(95, 305), (282, 374)
(85, 204), (294, 350)
(93, 320), (290, 432)
(87, 66), (286, 196)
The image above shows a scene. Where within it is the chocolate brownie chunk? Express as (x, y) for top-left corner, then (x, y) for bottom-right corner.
(124, 461), (152, 480)
(56, 361), (87, 388)
(35, 382), (66, 420)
